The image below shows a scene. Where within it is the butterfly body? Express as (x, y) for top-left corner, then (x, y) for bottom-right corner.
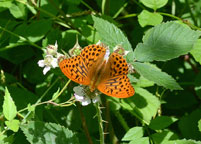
(59, 44), (135, 98)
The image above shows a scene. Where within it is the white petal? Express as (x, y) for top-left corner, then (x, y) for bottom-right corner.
(57, 52), (64, 59)
(81, 97), (91, 106)
(51, 58), (58, 68)
(104, 49), (110, 62)
(124, 50), (130, 56)
(74, 94), (84, 101)
(55, 41), (58, 49)
(92, 95), (100, 103)
(43, 66), (51, 75)
(38, 60), (45, 67)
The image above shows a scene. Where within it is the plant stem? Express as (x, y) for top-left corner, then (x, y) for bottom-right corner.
(95, 103), (104, 144)
(185, 0), (197, 26)
(0, 26), (41, 50)
(114, 111), (129, 131)
(78, 103), (93, 144)
(21, 78), (59, 124)
(52, 79), (71, 101)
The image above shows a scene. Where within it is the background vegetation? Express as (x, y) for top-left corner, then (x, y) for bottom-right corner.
(0, 0), (201, 144)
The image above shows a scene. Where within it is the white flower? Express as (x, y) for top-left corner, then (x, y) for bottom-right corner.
(74, 93), (100, 106)
(74, 93), (91, 106)
(38, 55), (58, 75)
(92, 95), (100, 103)
(46, 41), (58, 56)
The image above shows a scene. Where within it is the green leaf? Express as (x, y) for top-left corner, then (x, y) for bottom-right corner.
(140, 0), (168, 10)
(134, 22), (201, 62)
(191, 39), (201, 64)
(51, 88), (60, 101)
(198, 119), (201, 132)
(132, 62), (182, 90)
(10, 20), (52, 43)
(92, 16), (134, 61)
(179, 108), (201, 140)
(0, 0), (13, 9)
(5, 86), (37, 110)
(122, 127), (144, 141)
(26, 19), (52, 42)
(0, 46), (34, 64)
(5, 119), (20, 132)
(21, 121), (79, 144)
(136, 76), (155, 88)
(151, 130), (178, 144)
(163, 139), (201, 144)
(129, 137), (149, 144)
(27, 104), (35, 112)
(138, 10), (163, 27)
(149, 116), (178, 130)
(121, 87), (160, 124)
(9, 3), (26, 19)
(3, 87), (17, 121)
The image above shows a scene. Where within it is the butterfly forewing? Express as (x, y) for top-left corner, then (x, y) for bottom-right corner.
(97, 53), (135, 98)
(59, 55), (90, 85)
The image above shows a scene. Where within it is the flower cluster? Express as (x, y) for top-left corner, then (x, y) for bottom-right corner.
(73, 86), (100, 106)
(38, 42), (63, 75)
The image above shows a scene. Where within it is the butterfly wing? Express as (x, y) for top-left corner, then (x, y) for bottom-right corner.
(59, 55), (90, 85)
(59, 44), (106, 85)
(97, 53), (135, 98)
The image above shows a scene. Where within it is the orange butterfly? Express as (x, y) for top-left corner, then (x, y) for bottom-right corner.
(59, 44), (135, 98)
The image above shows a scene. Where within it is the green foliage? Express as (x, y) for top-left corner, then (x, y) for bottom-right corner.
(122, 87), (160, 124)
(21, 121), (79, 144)
(92, 15), (135, 61)
(132, 62), (182, 90)
(149, 116), (178, 130)
(140, 0), (168, 10)
(138, 10), (163, 27)
(0, 0), (201, 143)
(3, 87), (17, 121)
(191, 39), (201, 64)
(122, 126), (144, 141)
(134, 22), (201, 62)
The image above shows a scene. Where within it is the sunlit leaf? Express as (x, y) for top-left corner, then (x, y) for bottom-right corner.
(122, 127), (144, 141)
(92, 16), (134, 61)
(138, 10), (163, 27)
(5, 119), (20, 132)
(140, 0), (168, 10)
(132, 62), (182, 90)
(134, 22), (201, 62)
(191, 39), (201, 64)
(3, 87), (17, 121)
(21, 121), (79, 144)
(129, 137), (149, 144)
(121, 87), (160, 124)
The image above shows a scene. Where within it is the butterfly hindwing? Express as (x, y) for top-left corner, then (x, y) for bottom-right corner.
(97, 75), (135, 98)
(97, 53), (135, 98)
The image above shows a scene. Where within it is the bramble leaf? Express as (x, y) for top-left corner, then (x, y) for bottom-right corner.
(134, 22), (201, 62)
(92, 16), (134, 61)
(132, 62), (182, 90)
(21, 121), (79, 144)
(138, 10), (163, 27)
(3, 87), (17, 121)
(140, 0), (168, 10)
